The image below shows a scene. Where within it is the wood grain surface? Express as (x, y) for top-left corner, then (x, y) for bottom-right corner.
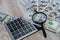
(0, 0), (60, 40)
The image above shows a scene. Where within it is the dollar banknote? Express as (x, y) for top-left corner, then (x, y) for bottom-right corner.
(44, 20), (60, 34)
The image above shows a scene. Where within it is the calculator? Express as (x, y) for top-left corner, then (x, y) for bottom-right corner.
(0, 12), (37, 40)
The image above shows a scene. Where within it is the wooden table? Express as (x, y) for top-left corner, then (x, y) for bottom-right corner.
(0, 0), (60, 40)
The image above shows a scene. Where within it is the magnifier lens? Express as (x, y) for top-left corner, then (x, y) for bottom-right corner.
(32, 12), (47, 24)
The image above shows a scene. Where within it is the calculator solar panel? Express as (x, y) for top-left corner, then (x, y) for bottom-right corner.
(6, 18), (37, 40)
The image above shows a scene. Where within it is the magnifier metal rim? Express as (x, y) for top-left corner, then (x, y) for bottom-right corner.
(32, 12), (47, 24)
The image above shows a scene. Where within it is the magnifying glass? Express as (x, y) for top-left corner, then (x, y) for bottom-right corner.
(32, 11), (47, 38)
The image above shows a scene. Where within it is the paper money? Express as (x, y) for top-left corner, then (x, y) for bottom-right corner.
(19, 0), (60, 34)
(44, 20), (60, 33)
(0, 12), (7, 21)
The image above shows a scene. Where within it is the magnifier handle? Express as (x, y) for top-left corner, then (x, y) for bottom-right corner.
(33, 24), (47, 38)
(41, 24), (47, 38)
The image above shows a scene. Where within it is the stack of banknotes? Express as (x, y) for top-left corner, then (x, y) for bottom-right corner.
(18, 0), (60, 34)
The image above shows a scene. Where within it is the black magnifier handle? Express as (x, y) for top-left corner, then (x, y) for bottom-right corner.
(41, 24), (47, 38)
(33, 24), (47, 38)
